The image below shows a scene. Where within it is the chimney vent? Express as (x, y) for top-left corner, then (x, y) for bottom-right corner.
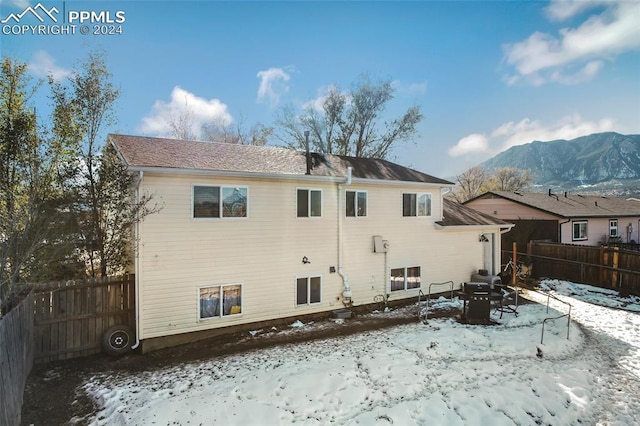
(304, 130), (311, 175)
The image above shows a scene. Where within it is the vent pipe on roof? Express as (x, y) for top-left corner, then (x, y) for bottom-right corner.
(304, 130), (311, 175)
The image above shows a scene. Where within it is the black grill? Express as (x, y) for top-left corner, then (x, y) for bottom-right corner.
(463, 282), (492, 294)
(460, 282), (494, 323)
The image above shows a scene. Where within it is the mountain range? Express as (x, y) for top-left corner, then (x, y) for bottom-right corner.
(480, 132), (640, 198)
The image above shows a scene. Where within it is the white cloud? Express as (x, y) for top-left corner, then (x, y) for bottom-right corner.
(503, 1), (640, 85)
(448, 134), (489, 157)
(28, 50), (71, 81)
(301, 85), (350, 112)
(138, 86), (233, 139)
(495, 114), (616, 152)
(0, 0), (30, 8)
(449, 114), (616, 161)
(407, 82), (428, 95)
(550, 60), (604, 85)
(544, 0), (608, 22)
(256, 67), (291, 107)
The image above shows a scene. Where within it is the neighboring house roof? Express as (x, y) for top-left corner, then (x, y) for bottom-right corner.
(439, 198), (512, 228)
(109, 134), (453, 185)
(466, 191), (640, 218)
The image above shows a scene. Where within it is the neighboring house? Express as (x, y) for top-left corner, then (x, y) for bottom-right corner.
(464, 190), (640, 247)
(110, 134), (511, 352)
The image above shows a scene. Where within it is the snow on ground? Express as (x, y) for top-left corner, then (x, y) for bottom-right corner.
(84, 281), (640, 426)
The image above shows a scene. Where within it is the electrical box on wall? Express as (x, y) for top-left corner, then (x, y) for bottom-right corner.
(373, 235), (388, 253)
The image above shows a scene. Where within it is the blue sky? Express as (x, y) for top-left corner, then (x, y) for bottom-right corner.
(2, 0), (639, 178)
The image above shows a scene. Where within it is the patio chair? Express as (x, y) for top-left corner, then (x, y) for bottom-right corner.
(495, 286), (519, 318)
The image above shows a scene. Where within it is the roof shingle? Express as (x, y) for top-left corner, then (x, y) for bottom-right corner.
(468, 191), (640, 218)
(439, 198), (511, 227)
(109, 134), (453, 185)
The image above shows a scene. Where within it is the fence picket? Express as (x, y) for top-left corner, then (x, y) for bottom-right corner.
(526, 243), (640, 294)
(32, 275), (135, 362)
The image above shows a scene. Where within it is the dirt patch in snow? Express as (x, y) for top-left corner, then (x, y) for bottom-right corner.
(21, 302), (461, 425)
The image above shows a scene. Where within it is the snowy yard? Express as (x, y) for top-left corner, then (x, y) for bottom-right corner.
(84, 280), (640, 425)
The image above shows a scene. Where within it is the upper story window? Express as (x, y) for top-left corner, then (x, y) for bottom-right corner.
(402, 193), (431, 217)
(193, 185), (248, 218)
(609, 219), (618, 237)
(346, 191), (367, 217)
(297, 189), (322, 218)
(572, 221), (588, 241)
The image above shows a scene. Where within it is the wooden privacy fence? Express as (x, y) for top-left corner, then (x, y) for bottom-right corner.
(527, 242), (640, 294)
(0, 291), (34, 426)
(33, 275), (135, 363)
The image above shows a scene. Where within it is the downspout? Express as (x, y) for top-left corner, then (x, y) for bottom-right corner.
(131, 170), (143, 350)
(338, 167), (352, 305)
(558, 219), (570, 243)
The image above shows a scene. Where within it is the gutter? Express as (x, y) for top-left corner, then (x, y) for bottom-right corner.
(131, 170), (143, 350)
(125, 166), (347, 183)
(434, 223), (514, 231)
(124, 166), (454, 188)
(337, 167), (353, 305)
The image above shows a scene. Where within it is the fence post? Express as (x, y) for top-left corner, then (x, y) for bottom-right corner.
(612, 247), (619, 288)
(603, 248), (610, 286)
(512, 241), (517, 285)
(599, 246), (605, 285)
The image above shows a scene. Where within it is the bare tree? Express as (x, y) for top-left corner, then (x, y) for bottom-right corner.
(167, 102), (197, 141)
(275, 75), (423, 159)
(450, 166), (533, 203)
(488, 167), (532, 191)
(450, 166), (491, 203)
(201, 115), (273, 145)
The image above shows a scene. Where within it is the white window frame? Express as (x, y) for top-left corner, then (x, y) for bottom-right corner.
(295, 276), (322, 306)
(346, 190), (367, 217)
(390, 266), (421, 292)
(192, 184), (249, 219)
(609, 219), (618, 237)
(296, 188), (323, 218)
(572, 221), (588, 241)
(198, 283), (243, 320)
(402, 193), (431, 217)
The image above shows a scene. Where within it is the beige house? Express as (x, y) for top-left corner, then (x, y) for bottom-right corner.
(464, 191), (640, 247)
(110, 134), (510, 352)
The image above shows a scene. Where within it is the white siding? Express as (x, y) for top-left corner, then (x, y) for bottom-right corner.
(136, 174), (498, 340)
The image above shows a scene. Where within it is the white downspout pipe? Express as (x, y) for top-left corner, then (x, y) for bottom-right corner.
(131, 170), (143, 350)
(338, 167), (352, 304)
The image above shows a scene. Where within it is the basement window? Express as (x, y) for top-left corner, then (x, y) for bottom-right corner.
(296, 276), (321, 305)
(199, 284), (242, 319)
(572, 221), (588, 241)
(390, 266), (421, 291)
